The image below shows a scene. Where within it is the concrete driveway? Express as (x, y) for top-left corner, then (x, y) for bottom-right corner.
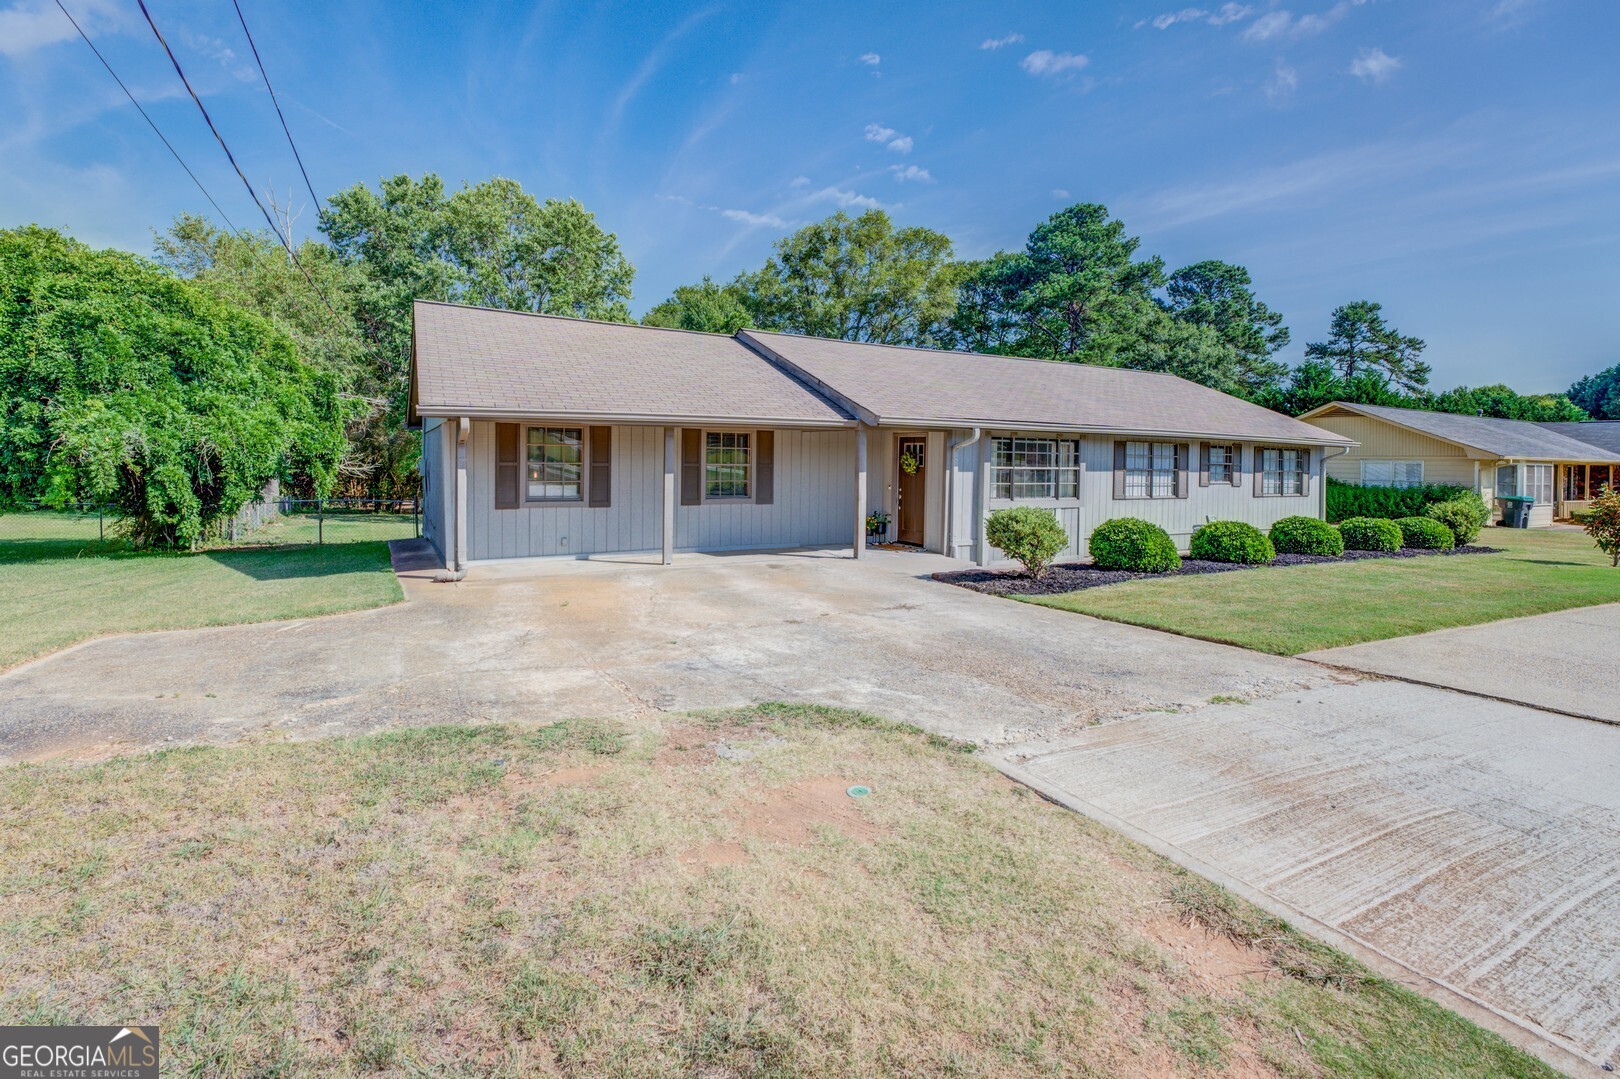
(0, 542), (1334, 762)
(1304, 603), (1620, 724)
(2, 541), (1613, 1071)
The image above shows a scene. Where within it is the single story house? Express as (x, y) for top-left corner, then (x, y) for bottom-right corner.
(1537, 421), (1620, 514)
(409, 300), (1355, 571)
(1299, 401), (1620, 526)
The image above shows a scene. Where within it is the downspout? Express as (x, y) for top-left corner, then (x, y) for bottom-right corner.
(943, 427), (981, 560)
(1320, 444), (1351, 520)
(435, 416), (469, 582)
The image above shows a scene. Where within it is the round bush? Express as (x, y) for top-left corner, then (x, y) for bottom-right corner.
(1269, 515), (1345, 557)
(1088, 517), (1181, 573)
(1424, 494), (1488, 545)
(1396, 515), (1455, 549)
(985, 506), (1069, 579)
(1189, 520), (1275, 564)
(1338, 516), (1403, 552)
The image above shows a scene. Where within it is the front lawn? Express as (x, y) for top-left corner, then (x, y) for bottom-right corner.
(1028, 528), (1619, 655)
(0, 705), (1555, 1077)
(0, 513), (403, 669)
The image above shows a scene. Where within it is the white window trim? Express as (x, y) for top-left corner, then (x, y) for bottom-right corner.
(1360, 459), (1425, 488)
(1260, 446), (1308, 497)
(990, 435), (1082, 503)
(1207, 443), (1236, 485)
(1121, 440), (1179, 500)
(523, 424), (587, 506)
(701, 428), (754, 504)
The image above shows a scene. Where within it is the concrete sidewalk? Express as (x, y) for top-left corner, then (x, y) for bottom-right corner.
(1303, 603), (1620, 724)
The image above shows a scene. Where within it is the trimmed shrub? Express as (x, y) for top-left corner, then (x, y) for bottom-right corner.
(985, 506), (1069, 579)
(1269, 515), (1345, 557)
(1338, 516), (1402, 552)
(1424, 493), (1489, 545)
(1089, 517), (1181, 573)
(1396, 516), (1455, 549)
(1325, 477), (1473, 523)
(1189, 520), (1275, 564)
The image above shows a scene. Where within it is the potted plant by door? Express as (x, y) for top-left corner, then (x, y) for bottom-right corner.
(866, 510), (891, 542)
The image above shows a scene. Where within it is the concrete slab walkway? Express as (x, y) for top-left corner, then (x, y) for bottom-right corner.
(1304, 602), (1620, 724)
(1002, 680), (1620, 1070)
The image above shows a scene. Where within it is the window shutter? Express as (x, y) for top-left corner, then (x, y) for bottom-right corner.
(495, 423), (520, 509)
(1112, 441), (1127, 499)
(1198, 441), (1211, 488)
(681, 429), (702, 506)
(588, 426), (611, 508)
(755, 430), (775, 505)
(1253, 447), (1264, 497)
(1300, 449), (1312, 498)
(1174, 443), (1190, 499)
(1230, 444), (1242, 487)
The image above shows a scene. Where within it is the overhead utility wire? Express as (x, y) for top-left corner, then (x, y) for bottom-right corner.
(230, 0), (322, 214)
(52, 0), (241, 234)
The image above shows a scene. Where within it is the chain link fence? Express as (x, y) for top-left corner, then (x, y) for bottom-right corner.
(1, 499), (420, 561)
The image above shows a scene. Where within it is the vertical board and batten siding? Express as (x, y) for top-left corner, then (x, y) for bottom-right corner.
(963, 433), (1323, 565)
(419, 418), (449, 562)
(1301, 412), (1479, 487)
(464, 421), (856, 560)
(674, 428), (855, 551)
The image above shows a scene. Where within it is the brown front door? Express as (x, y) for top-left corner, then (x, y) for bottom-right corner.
(896, 437), (926, 546)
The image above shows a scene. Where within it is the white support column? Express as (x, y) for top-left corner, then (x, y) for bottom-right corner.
(662, 426), (676, 565)
(454, 416), (469, 571)
(975, 433), (992, 566)
(853, 424), (868, 559)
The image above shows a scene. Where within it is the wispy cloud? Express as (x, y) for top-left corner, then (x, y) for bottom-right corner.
(1242, 0), (1368, 42)
(1138, 4), (1253, 29)
(728, 72), (744, 85)
(1266, 59), (1299, 100)
(1488, 0), (1542, 25)
(789, 176), (811, 188)
(721, 208), (792, 228)
(1021, 50), (1089, 76)
(889, 164), (933, 183)
(1052, 188), (1070, 199)
(858, 51), (881, 65)
(812, 186), (888, 210)
(1349, 46), (1401, 84)
(0, 0), (120, 58)
(979, 33), (1024, 49)
(864, 123), (912, 153)
(605, 8), (718, 135)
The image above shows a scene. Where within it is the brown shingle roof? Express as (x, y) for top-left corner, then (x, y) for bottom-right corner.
(410, 301), (851, 425)
(1302, 402), (1620, 462)
(741, 330), (1352, 445)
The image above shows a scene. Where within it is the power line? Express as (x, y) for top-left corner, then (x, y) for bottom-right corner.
(52, 0), (241, 234)
(230, 0), (321, 215)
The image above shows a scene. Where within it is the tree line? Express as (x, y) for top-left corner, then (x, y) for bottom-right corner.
(5, 176), (1616, 544)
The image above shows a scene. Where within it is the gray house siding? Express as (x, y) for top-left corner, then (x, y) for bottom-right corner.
(419, 418), (451, 563)
(674, 428), (854, 551)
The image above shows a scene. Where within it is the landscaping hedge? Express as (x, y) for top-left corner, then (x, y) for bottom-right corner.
(1269, 515), (1345, 557)
(1424, 494), (1489, 545)
(1396, 516), (1455, 549)
(1325, 478), (1473, 523)
(1088, 518), (1181, 573)
(985, 506), (1069, 579)
(1338, 517), (1403, 552)
(1189, 520), (1275, 564)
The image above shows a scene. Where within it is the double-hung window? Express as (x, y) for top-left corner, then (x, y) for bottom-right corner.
(526, 427), (584, 501)
(1361, 460), (1424, 488)
(1524, 463), (1553, 507)
(991, 437), (1080, 500)
(1123, 441), (1178, 499)
(1261, 447), (1306, 496)
(704, 431), (751, 500)
(1207, 444), (1235, 485)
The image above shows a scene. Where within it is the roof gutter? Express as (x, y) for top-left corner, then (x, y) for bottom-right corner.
(412, 406), (854, 428)
(871, 416), (1356, 446)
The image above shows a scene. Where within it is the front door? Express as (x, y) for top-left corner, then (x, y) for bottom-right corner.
(896, 437), (926, 547)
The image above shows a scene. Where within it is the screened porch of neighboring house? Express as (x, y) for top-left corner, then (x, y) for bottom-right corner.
(1558, 462), (1618, 519)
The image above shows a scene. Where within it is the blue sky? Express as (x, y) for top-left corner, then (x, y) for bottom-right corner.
(2, 0), (1616, 391)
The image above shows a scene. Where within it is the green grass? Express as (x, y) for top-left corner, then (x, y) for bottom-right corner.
(0, 511), (403, 669)
(1028, 528), (1620, 655)
(0, 704), (1558, 1077)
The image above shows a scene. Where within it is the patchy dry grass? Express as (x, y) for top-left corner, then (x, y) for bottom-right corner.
(0, 704), (1555, 1077)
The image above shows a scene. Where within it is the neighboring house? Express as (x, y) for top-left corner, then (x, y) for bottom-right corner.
(1537, 421), (1620, 515)
(410, 300), (1354, 571)
(1299, 401), (1620, 526)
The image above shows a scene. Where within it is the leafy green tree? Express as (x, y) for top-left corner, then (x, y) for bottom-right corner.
(0, 226), (347, 546)
(949, 203), (1164, 363)
(1161, 260), (1289, 395)
(641, 276), (751, 333)
(733, 210), (964, 346)
(1254, 359), (1408, 416)
(1427, 384), (1587, 422)
(1568, 363), (1620, 420)
(1305, 300), (1430, 393)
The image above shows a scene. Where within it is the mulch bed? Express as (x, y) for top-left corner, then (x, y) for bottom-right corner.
(934, 544), (1503, 597)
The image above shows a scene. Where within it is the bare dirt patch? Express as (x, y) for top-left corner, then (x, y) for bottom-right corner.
(738, 775), (883, 846)
(1142, 915), (1279, 997)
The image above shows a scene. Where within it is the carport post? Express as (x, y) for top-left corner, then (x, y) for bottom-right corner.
(454, 417), (469, 571)
(853, 424), (868, 559)
(662, 426), (676, 565)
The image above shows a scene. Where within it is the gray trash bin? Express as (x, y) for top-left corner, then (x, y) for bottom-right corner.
(1497, 495), (1533, 528)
